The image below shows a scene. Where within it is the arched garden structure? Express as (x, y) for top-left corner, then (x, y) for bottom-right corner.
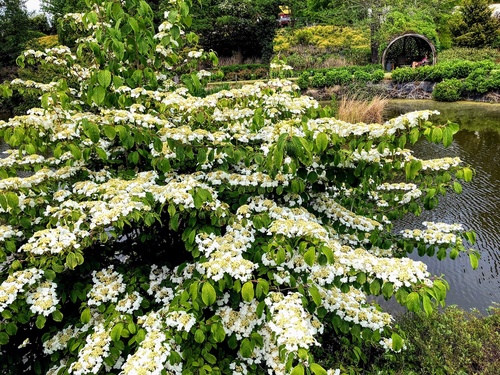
(382, 33), (437, 71)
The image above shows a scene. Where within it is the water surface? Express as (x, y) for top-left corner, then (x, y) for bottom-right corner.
(387, 100), (500, 311)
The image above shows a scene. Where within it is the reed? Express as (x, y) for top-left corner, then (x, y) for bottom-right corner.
(337, 94), (388, 123)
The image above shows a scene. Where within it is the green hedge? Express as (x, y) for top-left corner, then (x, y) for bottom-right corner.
(392, 60), (497, 84)
(298, 66), (385, 89)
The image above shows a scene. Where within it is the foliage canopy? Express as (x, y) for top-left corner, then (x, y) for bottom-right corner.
(0, 0), (479, 374)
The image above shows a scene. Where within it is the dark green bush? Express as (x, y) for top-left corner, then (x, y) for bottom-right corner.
(311, 72), (326, 87)
(463, 68), (490, 94)
(373, 307), (500, 375)
(391, 67), (418, 83)
(324, 69), (352, 86)
(487, 70), (500, 91)
(297, 71), (310, 90)
(353, 70), (372, 83)
(370, 69), (385, 83)
(432, 78), (463, 101)
(448, 60), (476, 79)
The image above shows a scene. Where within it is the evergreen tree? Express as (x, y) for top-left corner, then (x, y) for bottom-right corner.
(0, 0), (33, 67)
(452, 0), (499, 47)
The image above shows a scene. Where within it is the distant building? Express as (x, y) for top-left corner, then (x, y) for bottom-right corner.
(277, 5), (292, 27)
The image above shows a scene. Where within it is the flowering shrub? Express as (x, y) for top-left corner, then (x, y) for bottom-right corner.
(0, 0), (479, 374)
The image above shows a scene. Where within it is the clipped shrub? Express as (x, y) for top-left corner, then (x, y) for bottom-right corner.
(391, 67), (418, 84)
(297, 71), (311, 90)
(463, 68), (490, 94)
(433, 78), (463, 101)
(353, 70), (372, 83)
(370, 69), (385, 83)
(310, 72), (326, 87)
(324, 69), (352, 86)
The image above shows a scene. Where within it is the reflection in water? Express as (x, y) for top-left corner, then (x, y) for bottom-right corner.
(387, 101), (500, 311)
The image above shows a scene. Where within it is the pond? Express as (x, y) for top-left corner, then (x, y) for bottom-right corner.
(386, 100), (500, 312)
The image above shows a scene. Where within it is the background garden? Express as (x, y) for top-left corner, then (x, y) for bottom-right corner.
(0, 0), (499, 374)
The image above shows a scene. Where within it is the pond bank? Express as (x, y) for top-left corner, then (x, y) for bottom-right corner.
(304, 79), (500, 102)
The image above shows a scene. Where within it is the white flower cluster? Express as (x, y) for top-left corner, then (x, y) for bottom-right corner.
(307, 110), (439, 139)
(0, 268), (44, 312)
(121, 309), (182, 375)
(147, 264), (175, 304)
(229, 361), (248, 375)
(87, 266), (126, 306)
(165, 310), (196, 332)
(370, 182), (423, 206)
(268, 219), (329, 241)
(333, 245), (431, 290)
(0, 166), (82, 193)
(116, 291), (143, 314)
(68, 323), (111, 375)
(19, 226), (88, 255)
(314, 284), (392, 331)
(217, 300), (265, 340)
(0, 224), (23, 242)
(312, 192), (383, 232)
(197, 221), (257, 282)
(379, 337), (406, 353)
(265, 292), (322, 352)
(420, 156), (461, 171)
(43, 325), (81, 354)
(26, 280), (59, 316)
(401, 221), (463, 245)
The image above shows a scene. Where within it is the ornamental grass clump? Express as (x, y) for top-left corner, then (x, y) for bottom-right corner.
(0, 0), (479, 374)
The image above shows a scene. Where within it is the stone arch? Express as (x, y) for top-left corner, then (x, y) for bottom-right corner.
(382, 33), (437, 71)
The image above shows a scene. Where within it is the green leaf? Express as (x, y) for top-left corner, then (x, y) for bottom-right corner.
(103, 125), (116, 140)
(469, 252), (479, 270)
(111, 323), (124, 342)
(52, 310), (63, 322)
(304, 247), (315, 266)
(442, 127), (453, 147)
(315, 132), (329, 153)
(309, 285), (322, 306)
(66, 252), (78, 270)
(98, 70), (112, 88)
(391, 332), (404, 351)
(35, 315), (46, 329)
(356, 272), (367, 284)
(310, 363), (328, 375)
(240, 338), (254, 358)
(241, 281), (254, 302)
(369, 279), (381, 295)
(453, 181), (462, 194)
(290, 364), (305, 375)
(406, 291), (420, 312)
(92, 86), (106, 105)
(129, 17), (139, 32)
(5, 192), (19, 209)
(202, 282), (217, 306)
(422, 294), (433, 316)
(257, 279), (269, 296)
(0, 332), (9, 345)
(5, 323), (17, 336)
(82, 120), (100, 143)
(463, 167), (473, 182)
(321, 246), (334, 263)
(81, 308), (91, 324)
(194, 329), (205, 343)
(382, 282), (394, 299)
